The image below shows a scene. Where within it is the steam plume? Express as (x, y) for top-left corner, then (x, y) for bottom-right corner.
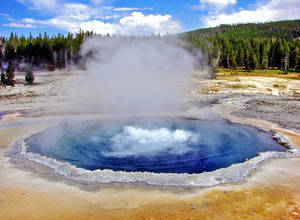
(71, 37), (205, 115)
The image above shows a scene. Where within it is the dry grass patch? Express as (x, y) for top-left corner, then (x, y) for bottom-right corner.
(199, 85), (220, 94)
(25, 90), (37, 97)
(273, 84), (287, 89)
(216, 69), (300, 80)
(226, 83), (257, 89)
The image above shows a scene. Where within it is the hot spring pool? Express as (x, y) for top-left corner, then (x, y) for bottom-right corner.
(25, 118), (286, 175)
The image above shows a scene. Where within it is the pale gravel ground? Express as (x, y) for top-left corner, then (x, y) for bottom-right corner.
(0, 71), (84, 117)
(232, 95), (300, 130)
(1, 72), (300, 131)
(1, 71), (300, 219)
(190, 76), (300, 131)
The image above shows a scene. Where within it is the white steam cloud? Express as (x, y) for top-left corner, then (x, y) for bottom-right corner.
(104, 126), (198, 157)
(70, 37), (204, 116)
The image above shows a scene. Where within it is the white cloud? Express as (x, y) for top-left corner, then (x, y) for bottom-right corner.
(21, 11), (182, 36)
(0, 13), (10, 17)
(61, 3), (92, 21)
(22, 3), (99, 30)
(102, 6), (114, 10)
(22, 18), (36, 23)
(95, 15), (121, 20)
(77, 12), (182, 35)
(3, 22), (36, 28)
(17, 0), (60, 12)
(12, 0), (182, 35)
(22, 17), (79, 32)
(113, 7), (152, 12)
(194, 0), (237, 11)
(79, 20), (118, 35)
(0, 13), (15, 22)
(114, 7), (140, 12)
(117, 12), (182, 35)
(90, 0), (102, 5)
(203, 0), (300, 27)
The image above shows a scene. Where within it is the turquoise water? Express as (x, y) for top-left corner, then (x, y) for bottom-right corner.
(26, 118), (285, 174)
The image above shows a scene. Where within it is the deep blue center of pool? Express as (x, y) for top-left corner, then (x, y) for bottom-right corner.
(26, 118), (285, 174)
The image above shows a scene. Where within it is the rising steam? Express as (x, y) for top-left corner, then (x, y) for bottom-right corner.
(105, 126), (198, 157)
(70, 37), (204, 115)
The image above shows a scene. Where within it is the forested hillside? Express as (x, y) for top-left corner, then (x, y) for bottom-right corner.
(182, 20), (300, 72)
(0, 31), (93, 71)
(0, 20), (299, 74)
(184, 20), (300, 40)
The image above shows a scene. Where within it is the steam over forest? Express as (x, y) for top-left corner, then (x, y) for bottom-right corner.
(0, 19), (300, 73)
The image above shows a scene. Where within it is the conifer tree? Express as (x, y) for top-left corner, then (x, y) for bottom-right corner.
(229, 47), (237, 69)
(244, 46), (250, 70)
(294, 46), (300, 71)
(6, 62), (15, 86)
(5, 44), (17, 61)
(236, 46), (245, 68)
(25, 65), (34, 84)
(282, 40), (290, 71)
(249, 48), (258, 70)
(1, 69), (5, 84)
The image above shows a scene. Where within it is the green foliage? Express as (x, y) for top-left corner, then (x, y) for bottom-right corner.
(6, 62), (15, 86)
(182, 20), (300, 72)
(0, 20), (299, 75)
(183, 20), (300, 40)
(0, 30), (93, 71)
(25, 66), (34, 84)
(248, 47), (258, 70)
(1, 69), (6, 84)
(5, 43), (17, 61)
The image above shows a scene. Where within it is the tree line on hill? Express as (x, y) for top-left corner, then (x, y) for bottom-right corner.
(0, 20), (300, 87)
(184, 35), (300, 72)
(182, 20), (300, 73)
(0, 31), (93, 72)
(184, 20), (300, 40)
(0, 31), (93, 86)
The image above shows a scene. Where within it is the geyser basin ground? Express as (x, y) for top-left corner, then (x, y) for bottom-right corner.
(10, 117), (298, 186)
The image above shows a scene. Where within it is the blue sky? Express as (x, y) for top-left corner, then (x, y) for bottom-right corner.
(0, 0), (299, 36)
